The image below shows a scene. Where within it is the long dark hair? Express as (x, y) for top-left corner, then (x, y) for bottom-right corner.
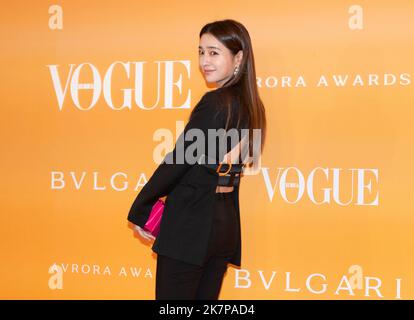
(196, 19), (266, 168)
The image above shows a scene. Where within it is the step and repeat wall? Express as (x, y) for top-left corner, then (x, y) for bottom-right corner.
(1, 0), (413, 299)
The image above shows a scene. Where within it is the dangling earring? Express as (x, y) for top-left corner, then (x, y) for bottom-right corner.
(233, 66), (239, 76)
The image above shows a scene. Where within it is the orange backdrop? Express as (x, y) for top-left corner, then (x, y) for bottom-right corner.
(1, 0), (413, 299)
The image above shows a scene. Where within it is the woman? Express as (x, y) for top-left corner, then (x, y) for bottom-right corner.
(127, 19), (266, 300)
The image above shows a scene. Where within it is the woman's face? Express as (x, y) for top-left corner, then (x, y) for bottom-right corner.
(198, 33), (242, 88)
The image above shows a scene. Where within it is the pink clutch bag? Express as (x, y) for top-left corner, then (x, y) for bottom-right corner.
(143, 199), (165, 237)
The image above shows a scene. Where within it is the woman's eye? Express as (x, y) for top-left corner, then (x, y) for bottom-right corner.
(198, 51), (217, 55)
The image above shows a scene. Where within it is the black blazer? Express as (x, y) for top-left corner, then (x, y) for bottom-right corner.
(127, 86), (245, 267)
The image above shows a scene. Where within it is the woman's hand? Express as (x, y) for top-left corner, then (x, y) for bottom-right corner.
(134, 225), (156, 241)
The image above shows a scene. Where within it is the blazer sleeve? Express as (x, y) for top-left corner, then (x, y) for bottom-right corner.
(127, 92), (225, 228)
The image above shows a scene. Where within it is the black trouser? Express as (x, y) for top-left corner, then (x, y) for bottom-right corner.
(155, 191), (239, 300)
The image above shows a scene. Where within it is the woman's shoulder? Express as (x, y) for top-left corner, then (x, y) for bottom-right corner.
(201, 85), (241, 109)
(189, 91), (225, 126)
(203, 84), (240, 97)
(194, 85), (243, 127)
